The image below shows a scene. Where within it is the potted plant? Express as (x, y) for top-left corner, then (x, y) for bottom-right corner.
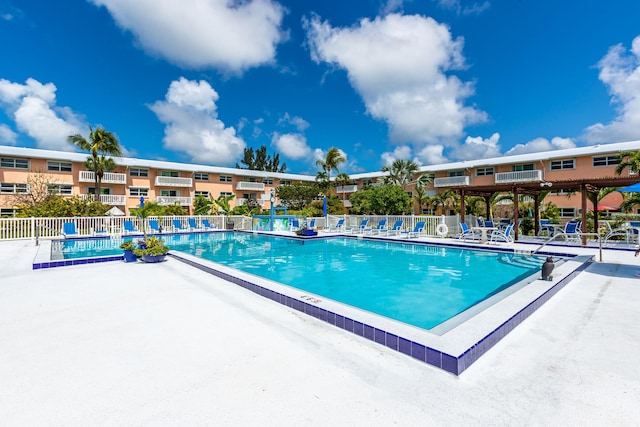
(133, 236), (169, 263)
(119, 240), (138, 263)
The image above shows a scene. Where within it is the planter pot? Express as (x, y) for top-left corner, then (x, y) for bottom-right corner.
(226, 221), (235, 230)
(123, 249), (138, 263)
(299, 230), (318, 236)
(141, 254), (167, 263)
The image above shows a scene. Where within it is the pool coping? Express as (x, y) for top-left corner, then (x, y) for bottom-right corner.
(166, 235), (593, 376)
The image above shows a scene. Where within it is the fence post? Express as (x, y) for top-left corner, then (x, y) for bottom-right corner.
(31, 217), (35, 241)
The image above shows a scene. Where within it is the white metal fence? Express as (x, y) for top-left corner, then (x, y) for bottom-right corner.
(323, 214), (463, 237)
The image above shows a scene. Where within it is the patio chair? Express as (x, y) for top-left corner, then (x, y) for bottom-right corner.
(172, 219), (188, 232)
(326, 218), (345, 232)
(602, 221), (632, 246)
(560, 220), (581, 242)
(290, 218), (300, 231)
(366, 219), (388, 235)
(346, 219), (369, 234)
(188, 218), (202, 231)
(379, 220), (403, 237)
(62, 222), (79, 238)
(201, 219), (217, 230)
(484, 219), (495, 228)
(459, 223), (480, 241)
(489, 223), (515, 244)
(402, 221), (425, 239)
(537, 219), (554, 237)
(149, 219), (161, 233)
(307, 218), (316, 229)
(123, 220), (138, 235)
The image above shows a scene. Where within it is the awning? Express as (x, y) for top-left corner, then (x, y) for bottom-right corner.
(106, 206), (125, 216)
(618, 182), (640, 192)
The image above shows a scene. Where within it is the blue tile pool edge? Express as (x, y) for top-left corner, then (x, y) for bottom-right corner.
(168, 250), (594, 376)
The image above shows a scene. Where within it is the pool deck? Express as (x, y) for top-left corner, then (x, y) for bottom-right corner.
(1, 237), (639, 425)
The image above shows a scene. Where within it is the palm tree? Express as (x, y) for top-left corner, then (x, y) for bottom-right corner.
(68, 125), (122, 198)
(84, 155), (117, 201)
(615, 151), (640, 175)
(381, 159), (420, 188)
(411, 173), (433, 213)
(334, 172), (351, 202)
(315, 147), (346, 195)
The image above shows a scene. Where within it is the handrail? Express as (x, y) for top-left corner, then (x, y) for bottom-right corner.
(531, 232), (602, 262)
(35, 224), (65, 246)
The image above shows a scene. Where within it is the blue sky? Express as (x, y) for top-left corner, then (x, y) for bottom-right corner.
(1, 0), (640, 175)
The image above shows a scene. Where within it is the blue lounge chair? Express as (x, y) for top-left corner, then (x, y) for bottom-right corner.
(379, 220), (403, 236)
(459, 223), (480, 241)
(148, 219), (161, 233)
(188, 218), (202, 231)
(307, 218), (316, 229)
(290, 218), (300, 231)
(561, 220), (581, 242)
(201, 219), (216, 230)
(404, 221), (425, 238)
(327, 218), (345, 232)
(490, 223), (514, 243)
(366, 219), (388, 235)
(172, 219), (188, 232)
(123, 220), (138, 235)
(347, 219), (369, 234)
(62, 222), (79, 237)
(484, 219), (495, 228)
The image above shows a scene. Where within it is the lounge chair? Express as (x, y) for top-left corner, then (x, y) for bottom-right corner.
(307, 218), (316, 229)
(326, 218), (345, 232)
(62, 222), (79, 238)
(459, 223), (480, 241)
(172, 219), (188, 232)
(290, 218), (300, 231)
(379, 220), (403, 236)
(537, 219), (554, 237)
(404, 221), (425, 238)
(188, 218), (203, 231)
(366, 219), (388, 235)
(483, 220), (495, 228)
(489, 223), (514, 243)
(561, 220), (581, 241)
(602, 221), (632, 246)
(148, 219), (161, 233)
(123, 220), (138, 235)
(346, 219), (369, 234)
(201, 219), (216, 230)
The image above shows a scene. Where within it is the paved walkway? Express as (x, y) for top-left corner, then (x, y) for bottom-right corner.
(1, 239), (639, 426)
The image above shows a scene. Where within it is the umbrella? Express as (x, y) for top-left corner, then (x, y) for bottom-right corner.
(106, 206), (125, 216)
(618, 182), (640, 192)
(596, 205), (619, 211)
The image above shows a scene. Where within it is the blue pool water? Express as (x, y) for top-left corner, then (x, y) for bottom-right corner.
(55, 232), (547, 330)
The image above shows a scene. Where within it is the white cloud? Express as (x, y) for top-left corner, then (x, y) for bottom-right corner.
(271, 132), (311, 159)
(0, 123), (17, 144)
(455, 132), (501, 160)
(380, 145), (413, 166)
(277, 112), (310, 131)
(436, 0), (490, 15)
(149, 77), (246, 165)
(0, 78), (82, 150)
(505, 137), (575, 156)
(89, 0), (285, 74)
(305, 13), (487, 156)
(416, 144), (447, 164)
(584, 35), (640, 144)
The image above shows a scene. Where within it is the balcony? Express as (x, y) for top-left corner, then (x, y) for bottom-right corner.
(80, 194), (126, 205)
(155, 196), (192, 206)
(336, 184), (358, 193)
(494, 170), (543, 184)
(235, 181), (265, 191)
(236, 198), (264, 207)
(433, 176), (471, 187)
(154, 176), (193, 187)
(79, 170), (127, 184)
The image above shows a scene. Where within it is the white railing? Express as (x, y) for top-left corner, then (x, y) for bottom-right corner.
(324, 214), (457, 236)
(235, 182), (265, 191)
(433, 176), (470, 187)
(494, 169), (543, 183)
(155, 196), (192, 206)
(154, 176), (193, 187)
(78, 171), (127, 184)
(80, 194), (127, 205)
(336, 185), (358, 193)
(236, 198), (264, 207)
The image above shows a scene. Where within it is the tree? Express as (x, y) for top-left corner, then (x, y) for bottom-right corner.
(275, 182), (321, 210)
(380, 159), (420, 188)
(412, 173), (433, 213)
(213, 194), (235, 215)
(349, 185), (411, 215)
(236, 145), (287, 172)
(68, 125), (122, 198)
(84, 155), (117, 197)
(10, 171), (56, 209)
(194, 194), (215, 215)
(130, 201), (164, 241)
(615, 151), (640, 175)
(334, 172), (351, 202)
(315, 147), (346, 195)
(16, 195), (109, 217)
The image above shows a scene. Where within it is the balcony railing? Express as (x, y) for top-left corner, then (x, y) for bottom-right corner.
(154, 176), (193, 187)
(79, 171), (127, 184)
(433, 176), (471, 187)
(336, 184), (358, 193)
(155, 196), (192, 206)
(494, 170), (543, 183)
(236, 198), (264, 207)
(235, 182), (265, 191)
(80, 194), (127, 205)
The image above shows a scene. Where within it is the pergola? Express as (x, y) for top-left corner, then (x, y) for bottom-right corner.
(450, 175), (640, 244)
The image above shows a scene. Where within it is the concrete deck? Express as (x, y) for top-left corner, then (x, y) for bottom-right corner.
(1, 238), (639, 425)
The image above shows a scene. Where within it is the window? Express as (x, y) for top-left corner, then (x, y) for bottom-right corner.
(362, 179), (374, 186)
(161, 171), (179, 177)
(476, 167), (494, 176)
(593, 156), (620, 167)
(550, 189), (573, 195)
(512, 163), (534, 171)
(263, 178), (274, 185)
(0, 208), (18, 217)
(1, 157), (29, 169)
(448, 171), (464, 177)
(559, 208), (576, 218)
(219, 175), (233, 182)
(0, 183), (29, 194)
(219, 192), (233, 197)
(242, 177), (257, 182)
(194, 172), (209, 181)
(279, 180), (291, 186)
(194, 191), (210, 198)
(88, 187), (111, 195)
(129, 168), (149, 177)
(129, 187), (148, 197)
(47, 161), (72, 172)
(47, 184), (73, 195)
(550, 159), (575, 170)
(422, 208), (435, 215)
(160, 189), (178, 197)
